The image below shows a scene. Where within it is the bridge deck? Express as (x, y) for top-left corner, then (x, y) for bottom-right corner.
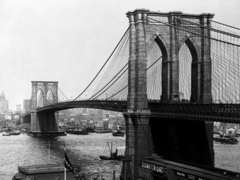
(24, 100), (240, 123)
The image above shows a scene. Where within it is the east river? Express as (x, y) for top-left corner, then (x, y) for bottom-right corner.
(0, 133), (240, 180)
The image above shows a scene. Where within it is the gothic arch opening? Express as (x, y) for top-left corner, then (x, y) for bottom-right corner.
(146, 36), (165, 100)
(151, 36), (168, 100)
(37, 89), (44, 107)
(179, 38), (199, 102)
(46, 90), (54, 105)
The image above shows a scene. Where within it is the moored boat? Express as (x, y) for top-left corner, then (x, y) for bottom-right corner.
(12, 163), (86, 180)
(12, 149), (86, 180)
(213, 134), (238, 144)
(2, 132), (11, 136)
(10, 130), (21, 135)
(95, 129), (112, 133)
(86, 126), (95, 133)
(66, 124), (89, 135)
(12, 163), (78, 180)
(66, 128), (89, 135)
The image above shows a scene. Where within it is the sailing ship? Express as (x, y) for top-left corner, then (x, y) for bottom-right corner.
(99, 142), (124, 161)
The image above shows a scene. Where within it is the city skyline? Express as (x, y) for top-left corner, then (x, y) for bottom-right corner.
(0, 0), (239, 109)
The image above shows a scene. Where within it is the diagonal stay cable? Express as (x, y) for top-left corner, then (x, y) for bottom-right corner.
(72, 27), (129, 102)
(106, 56), (162, 100)
(178, 18), (240, 39)
(91, 66), (128, 100)
(211, 20), (240, 31)
(88, 63), (128, 100)
(58, 86), (70, 101)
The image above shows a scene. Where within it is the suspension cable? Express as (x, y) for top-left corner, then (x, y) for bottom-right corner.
(88, 63), (128, 100)
(107, 56), (162, 100)
(72, 27), (129, 101)
(211, 20), (240, 31)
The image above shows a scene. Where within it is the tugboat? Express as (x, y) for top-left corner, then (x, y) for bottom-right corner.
(112, 129), (124, 137)
(99, 142), (124, 161)
(112, 125), (124, 137)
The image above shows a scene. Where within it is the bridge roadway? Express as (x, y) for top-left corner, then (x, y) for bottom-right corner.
(24, 100), (240, 123)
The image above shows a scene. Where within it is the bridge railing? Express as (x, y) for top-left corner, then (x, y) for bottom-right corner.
(149, 102), (240, 122)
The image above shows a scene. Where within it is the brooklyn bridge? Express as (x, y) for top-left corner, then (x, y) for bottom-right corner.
(22, 9), (240, 180)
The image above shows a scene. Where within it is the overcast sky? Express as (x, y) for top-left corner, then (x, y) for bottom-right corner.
(0, 0), (239, 110)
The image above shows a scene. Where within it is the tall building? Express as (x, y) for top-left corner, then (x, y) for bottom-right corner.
(0, 92), (8, 113)
(23, 99), (31, 112)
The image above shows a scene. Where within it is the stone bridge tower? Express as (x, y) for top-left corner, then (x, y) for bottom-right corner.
(123, 9), (214, 180)
(30, 81), (59, 133)
(31, 81), (58, 108)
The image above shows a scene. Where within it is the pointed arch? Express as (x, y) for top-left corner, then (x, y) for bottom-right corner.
(46, 90), (54, 105)
(154, 35), (170, 101)
(179, 36), (199, 63)
(154, 35), (169, 63)
(37, 89), (44, 107)
(179, 36), (200, 103)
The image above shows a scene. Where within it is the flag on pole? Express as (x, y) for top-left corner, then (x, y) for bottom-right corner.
(64, 149), (75, 173)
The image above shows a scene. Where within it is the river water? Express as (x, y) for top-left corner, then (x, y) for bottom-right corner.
(0, 132), (125, 180)
(0, 133), (239, 180)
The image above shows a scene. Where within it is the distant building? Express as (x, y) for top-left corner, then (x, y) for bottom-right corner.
(16, 104), (21, 112)
(4, 113), (12, 120)
(23, 99), (31, 112)
(0, 92), (8, 113)
(97, 110), (103, 119)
